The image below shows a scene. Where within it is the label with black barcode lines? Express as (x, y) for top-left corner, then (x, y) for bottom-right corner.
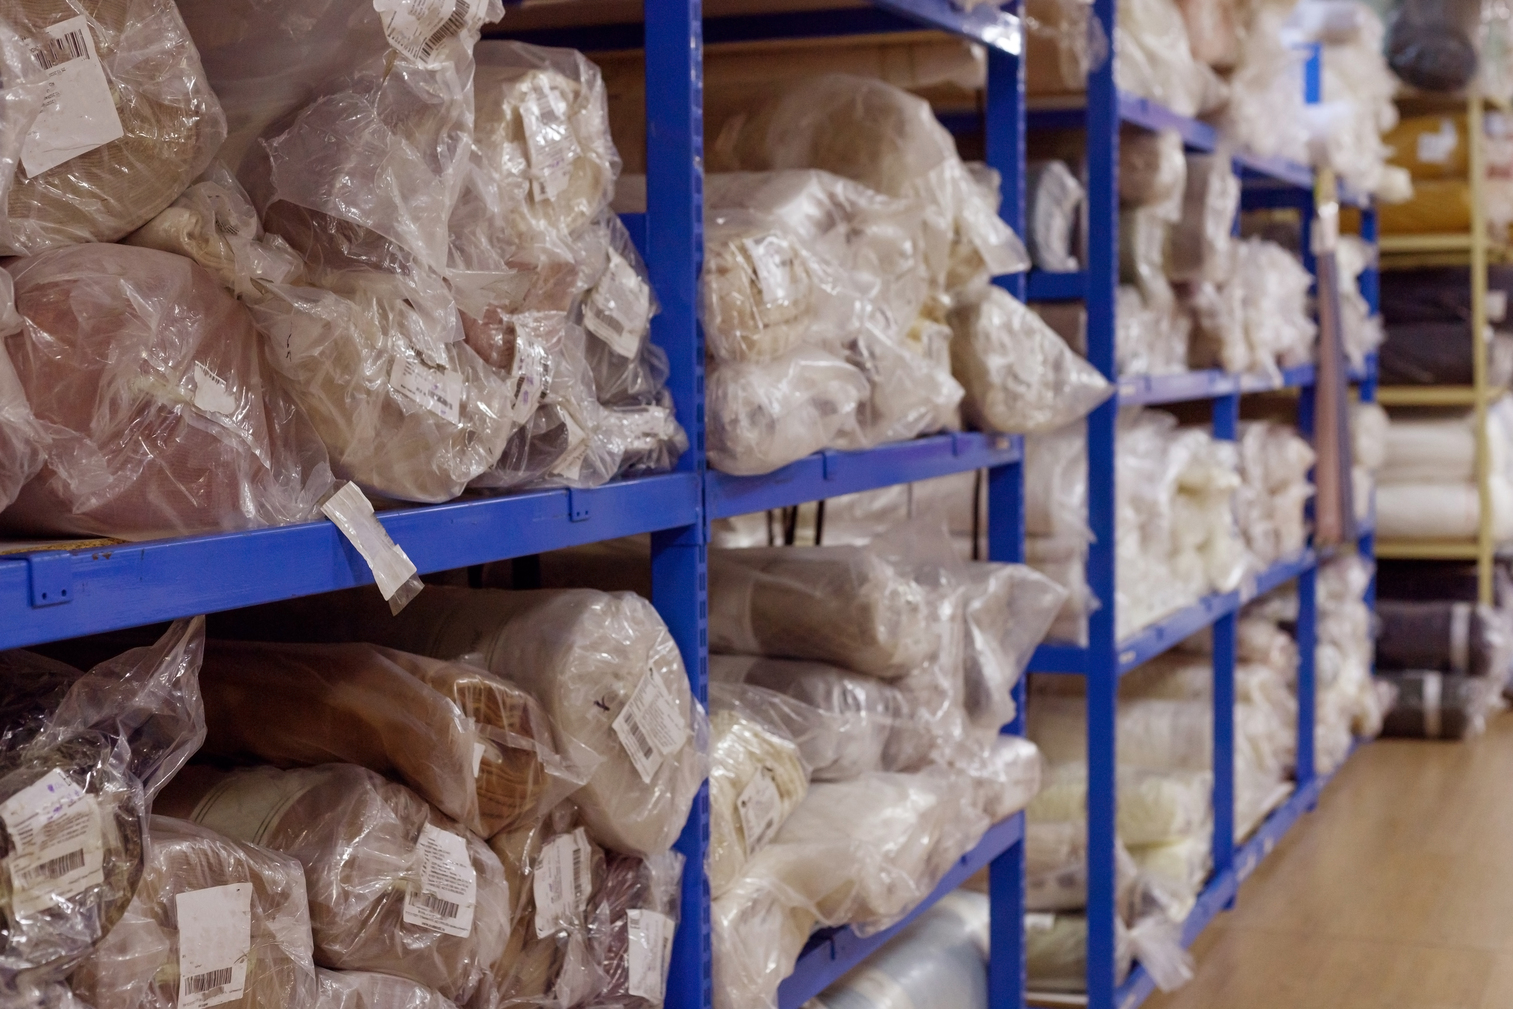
(611, 668), (688, 785)
(534, 828), (594, 937)
(626, 908), (675, 1003)
(736, 769), (782, 857)
(584, 250), (652, 358)
(1, 769), (105, 918)
(21, 15), (124, 178)
(390, 356), (463, 425)
(373, 0), (489, 65)
(403, 824), (478, 938)
(520, 75), (580, 202)
(177, 883), (252, 1009)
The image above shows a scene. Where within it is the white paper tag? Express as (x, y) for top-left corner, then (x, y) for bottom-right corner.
(742, 235), (800, 308)
(192, 363), (239, 417)
(176, 884), (252, 1009)
(403, 824), (478, 938)
(373, 0), (489, 64)
(1025, 912), (1056, 933)
(533, 827), (594, 937)
(1489, 290), (1508, 324)
(626, 908), (675, 1003)
(1, 770), (105, 918)
(471, 740), (486, 776)
(390, 356), (463, 425)
(1417, 119), (1458, 165)
(611, 671), (688, 785)
(548, 408), (591, 482)
(21, 17), (125, 178)
(519, 76), (579, 202)
(736, 770), (782, 856)
(320, 482), (421, 607)
(584, 250), (652, 358)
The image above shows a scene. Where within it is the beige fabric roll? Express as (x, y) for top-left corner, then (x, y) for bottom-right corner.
(706, 710), (808, 899)
(316, 970), (458, 1009)
(156, 765), (511, 1006)
(1, 0), (225, 254)
(70, 815), (318, 1009)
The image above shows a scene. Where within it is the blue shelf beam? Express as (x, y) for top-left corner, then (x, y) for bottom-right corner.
(705, 432), (1022, 519)
(1026, 270), (1087, 300)
(776, 814), (1026, 1009)
(0, 474), (701, 652)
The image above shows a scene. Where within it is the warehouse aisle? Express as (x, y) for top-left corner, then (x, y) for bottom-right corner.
(1148, 713), (1513, 1009)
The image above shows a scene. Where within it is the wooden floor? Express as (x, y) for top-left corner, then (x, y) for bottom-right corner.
(1147, 712), (1513, 1009)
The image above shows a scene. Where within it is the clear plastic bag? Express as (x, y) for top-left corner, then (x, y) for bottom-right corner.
(707, 709), (810, 898)
(1114, 0), (1219, 117)
(1026, 0), (1111, 94)
(947, 286), (1113, 435)
(846, 315), (964, 450)
(1028, 161), (1084, 273)
(960, 563), (1068, 731)
(316, 970), (459, 1009)
(1219, 10), (1308, 164)
(708, 545), (937, 679)
(706, 349), (869, 476)
(0, 334), (45, 518)
(70, 815), (319, 1009)
(1025, 822), (1140, 914)
(196, 641), (581, 839)
(2, 243), (334, 539)
(963, 735), (1044, 823)
(1026, 761), (1212, 846)
(0, 18), (45, 256)
(1169, 154), (1239, 285)
(0, 617), (206, 989)
(584, 849), (684, 1009)
(1119, 130), (1185, 221)
(156, 764), (511, 1006)
(1, 0), (226, 255)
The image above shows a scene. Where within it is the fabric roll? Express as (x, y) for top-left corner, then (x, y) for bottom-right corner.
(1374, 600), (1511, 678)
(585, 850), (685, 1009)
(1380, 322), (1513, 387)
(707, 710), (809, 898)
(316, 970), (459, 1009)
(1378, 671), (1490, 740)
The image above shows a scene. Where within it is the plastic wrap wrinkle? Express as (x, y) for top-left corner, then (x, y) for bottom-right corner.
(316, 970), (459, 1009)
(584, 848), (683, 1009)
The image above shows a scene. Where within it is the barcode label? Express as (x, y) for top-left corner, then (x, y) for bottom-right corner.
(611, 668), (689, 785)
(534, 828), (595, 937)
(422, 0), (469, 57)
(627, 909), (675, 1003)
(32, 29), (85, 71)
(2, 772), (105, 918)
(520, 75), (580, 202)
(183, 969), (233, 996)
(17, 847), (83, 884)
(177, 883), (251, 1009)
(402, 824), (478, 938)
(374, 0), (488, 65)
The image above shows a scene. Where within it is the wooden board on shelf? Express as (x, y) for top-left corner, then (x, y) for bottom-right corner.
(1374, 385), (1504, 407)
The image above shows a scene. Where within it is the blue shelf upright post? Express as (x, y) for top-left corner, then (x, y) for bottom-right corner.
(643, 1), (710, 1008)
(985, 14), (1028, 1008)
(1210, 394), (1240, 902)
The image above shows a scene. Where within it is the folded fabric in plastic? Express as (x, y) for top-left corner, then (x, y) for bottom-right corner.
(1027, 761), (1211, 846)
(1027, 161), (1083, 272)
(1, 0), (225, 255)
(0, 617), (206, 990)
(1373, 600), (1513, 677)
(316, 970), (459, 1009)
(197, 641), (574, 838)
(1, 244), (333, 539)
(709, 546), (936, 679)
(1378, 671), (1494, 740)
(156, 764), (511, 1005)
(584, 849), (684, 1009)
(1380, 323), (1513, 387)
(1113, 0), (1219, 117)
(70, 815), (318, 1009)
(707, 708), (809, 898)
(706, 349), (869, 475)
(962, 735), (1045, 824)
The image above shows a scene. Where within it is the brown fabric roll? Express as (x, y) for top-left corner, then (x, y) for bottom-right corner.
(1, 0), (225, 254)
(156, 764), (511, 1006)
(197, 642), (560, 839)
(70, 815), (318, 1009)
(585, 851), (683, 1009)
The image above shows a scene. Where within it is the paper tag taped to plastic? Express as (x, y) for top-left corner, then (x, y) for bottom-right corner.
(471, 740), (486, 776)
(403, 824), (478, 938)
(22, 16), (124, 178)
(611, 671), (688, 784)
(390, 356), (463, 425)
(742, 235), (800, 308)
(1, 770), (105, 918)
(626, 908), (675, 1003)
(373, 0), (489, 64)
(176, 883), (252, 1009)
(737, 770), (782, 856)
(533, 827), (594, 937)
(520, 76), (580, 202)
(192, 363), (239, 417)
(548, 407), (591, 483)
(1025, 912), (1056, 933)
(1417, 119), (1458, 165)
(584, 250), (652, 358)
(321, 482), (422, 610)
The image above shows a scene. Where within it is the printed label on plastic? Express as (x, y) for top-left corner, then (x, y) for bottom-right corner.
(188, 771), (319, 848)
(403, 823), (477, 938)
(176, 883), (252, 1009)
(611, 670), (687, 785)
(472, 740), (486, 776)
(1, 770), (105, 918)
(736, 769), (782, 856)
(192, 363), (239, 417)
(1025, 912), (1056, 932)
(372, 0), (488, 64)
(21, 16), (124, 178)
(741, 234), (800, 308)
(584, 250), (652, 358)
(519, 76), (579, 202)
(548, 407), (590, 482)
(533, 827), (594, 937)
(390, 356), (463, 425)
(625, 908), (675, 1003)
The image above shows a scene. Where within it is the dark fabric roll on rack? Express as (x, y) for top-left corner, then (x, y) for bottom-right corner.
(1374, 599), (1510, 678)
(1378, 671), (1489, 740)
(1375, 560), (1513, 605)
(1378, 266), (1513, 325)
(1379, 323), (1513, 386)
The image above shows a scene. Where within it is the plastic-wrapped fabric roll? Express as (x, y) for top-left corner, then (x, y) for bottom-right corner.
(2, 244), (333, 540)
(1380, 323), (1513, 387)
(1119, 129), (1185, 218)
(707, 709), (809, 898)
(1169, 154), (1238, 285)
(1025, 914), (1132, 994)
(706, 348), (869, 476)
(1184, 278), (1248, 374)
(197, 641), (575, 839)
(805, 891), (989, 1009)
(947, 286), (1112, 435)
(1378, 671), (1495, 740)
(1119, 207), (1172, 313)
(963, 735), (1044, 823)
(1387, 0), (1480, 91)
(0, 0), (226, 255)
(1378, 179), (1472, 235)
(585, 850), (684, 1009)
(316, 970), (459, 1009)
(1175, 0), (1238, 68)
(578, 216), (665, 409)
(0, 334), (44, 518)
(1128, 835), (1210, 914)
(1025, 822), (1139, 914)
(156, 764), (511, 1006)
(1373, 600), (1513, 678)
(1113, 0), (1217, 117)
(1027, 160), (1083, 272)
(708, 657), (906, 781)
(708, 546), (936, 679)
(1027, 762), (1211, 846)
(476, 807), (607, 1009)
(960, 563), (1068, 732)
(847, 313), (963, 451)
(0, 618), (206, 991)
(70, 815), (318, 1009)
(1025, 0), (1107, 95)
(1378, 265), (1513, 325)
